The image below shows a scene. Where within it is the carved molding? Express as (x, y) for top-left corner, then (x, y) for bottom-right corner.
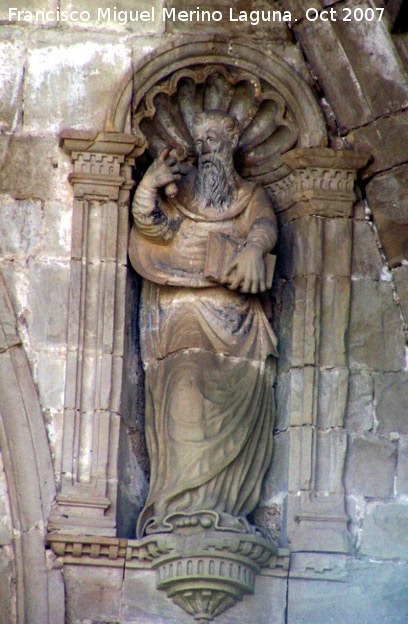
(61, 130), (138, 200)
(289, 552), (349, 582)
(47, 532), (290, 575)
(268, 148), (371, 223)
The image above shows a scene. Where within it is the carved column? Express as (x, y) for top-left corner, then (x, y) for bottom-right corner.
(268, 148), (369, 554)
(49, 131), (138, 535)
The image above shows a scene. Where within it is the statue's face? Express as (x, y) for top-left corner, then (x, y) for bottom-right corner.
(193, 122), (235, 165)
(192, 113), (239, 212)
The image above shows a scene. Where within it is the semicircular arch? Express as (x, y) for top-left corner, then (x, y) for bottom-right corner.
(106, 38), (327, 162)
(0, 274), (59, 624)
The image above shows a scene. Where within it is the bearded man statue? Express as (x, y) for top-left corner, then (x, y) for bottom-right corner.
(129, 110), (278, 538)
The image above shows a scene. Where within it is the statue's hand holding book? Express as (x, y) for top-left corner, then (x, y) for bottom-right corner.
(205, 231), (275, 293)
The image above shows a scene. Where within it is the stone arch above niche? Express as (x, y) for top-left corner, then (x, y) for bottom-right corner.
(133, 64), (301, 185)
(106, 39), (327, 183)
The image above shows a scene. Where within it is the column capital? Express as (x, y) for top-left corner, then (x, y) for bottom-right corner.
(60, 130), (142, 200)
(268, 147), (371, 223)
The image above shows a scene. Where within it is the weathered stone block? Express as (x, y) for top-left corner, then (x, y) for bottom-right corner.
(273, 41), (314, 86)
(394, 33), (408, 67)
(295, 18), (372, 132)
(288, 426), (313, 491)
(353, 199), (366, 221)
(393, 265), (408, 321)
(374, 372), (408, 435)
(0, 0), (57, 22)
(287, 557), (408, 623)
(122, 567), (287, 624)
(0, 28), (25, 132)
(396, 435), (408, 498)
(24, 31), (132, 133)
(0, 197), (42, 257)
(275, 372), (292, 430)
(42, 201), (72, 259)
(344, 371), (374, 432)
(345, 493), (367, 548)
(277, 216), (324, 279)
(317, 368), (348, 428)
(60, 0), (165, 33)
(36, 351), (66, 409)
(262, 430), (289, 500)
(294, 1), (408, 133)
(63, 564), (123, 622)
(0, 135), (72, 202)
(291, 275), (321, 368)
(346, 109), (408, 178)
(46, 551), (65, 624)
(344, 433), (397, 498)
(287, 490), (351, 553)
(351, 219), (383, 279)
(280, 0), (329, 22)
(289, 552), (348, 581)
(275, 279), (295, 375)
(43, 408), (64, 486)
(0, 454), (12, 545)
(319, 276), (350, 368)
(333, 1), (408, 115)
(0, 263), (28, 328)
(165, 0), (288, 37)
(0, 345), (56, 529)
(28, 261), (70, 347)
(348, 279), (405, 371)
(361, 503), (408, 560)
(315, 428), (347, 492)
(0, 271), (20, 351)
(276, 368), (317, 428)
(0, 545), (16, 624)
(323, 217), (352, 278)
(365, 164), (408, 267)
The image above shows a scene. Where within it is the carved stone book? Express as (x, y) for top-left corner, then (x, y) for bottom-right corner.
(205, 231), (276, 289)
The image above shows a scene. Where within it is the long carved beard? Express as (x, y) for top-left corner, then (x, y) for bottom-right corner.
(195, 154), (237, 213)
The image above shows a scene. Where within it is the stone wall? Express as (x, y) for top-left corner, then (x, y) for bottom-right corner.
(0, 449), (16, 624)
(0, 0), (407, 622)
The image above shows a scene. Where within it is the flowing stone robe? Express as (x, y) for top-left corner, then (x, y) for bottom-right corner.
(129, 169), (278, 537)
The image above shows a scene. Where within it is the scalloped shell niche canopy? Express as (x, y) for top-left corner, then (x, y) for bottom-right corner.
(132, 65), (299, 184)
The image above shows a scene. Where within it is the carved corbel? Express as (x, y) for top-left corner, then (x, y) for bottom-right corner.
(49, 130), (140, 535)
(268, 148), (370, 554)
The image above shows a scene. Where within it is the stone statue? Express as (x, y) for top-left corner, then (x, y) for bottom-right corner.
(129, 110), (278, 538)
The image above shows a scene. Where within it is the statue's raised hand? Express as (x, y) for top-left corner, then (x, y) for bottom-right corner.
(224, 244), (266, 294)
(142, 149), (182, 190)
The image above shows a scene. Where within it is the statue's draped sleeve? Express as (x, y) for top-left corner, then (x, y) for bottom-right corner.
(129, 179), (278, 288)
(241, 185), (278, 252)
(131, 181), (182, 242)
